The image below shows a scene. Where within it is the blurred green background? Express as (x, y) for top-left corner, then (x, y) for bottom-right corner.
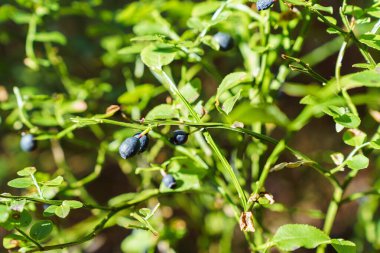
(1, 0), (379, 252)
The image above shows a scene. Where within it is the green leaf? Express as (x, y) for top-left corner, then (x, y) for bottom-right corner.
(0, 205), (10, 223)
(360, 34), (380, 51)
(43, 176), (63, 186)
(323, 106), (361, 129)
(330, 239), (356, 253)
(367, 7), (380, 18)
(179, 82), (200, 103)
(334, 113), (361, 129)
(145, 104), (179, 120)
(17, 167), (36, 176)
(313, 4), (333, 14)
(192, 1), (221, 17)
(54, 205), (70, 218)
(6, 210), (32, 228)
(141, 44), (176, 69)
(347, 154), (369, 170)
(216, 72), (252, 102)
(118, 84), (156, 104)
(201, 35), (220, 50)
(7, 178), (33, 188)
(63, 200), (83, 209)
(3, 234), (26, 249)
(43, 205), (57, 217)
(339, 70), (380, 89)
(34, 31), (67, 45)
(108, 192), (139, 206)
(285, 0), (307, 6)
(272, 224), (330, 251)
(222, 89), (241, 115)
(159, 161), (206, 193)
(229, 103), (289, 126)
(370, 139), (380, 149)
(343, 129), (366, 147)
(139, 208), (151, 218)
(118, 44), (146, 55)
(30, 220), (53, 241)
(41, 186), (59, 199)
(121, 230), (156, 253)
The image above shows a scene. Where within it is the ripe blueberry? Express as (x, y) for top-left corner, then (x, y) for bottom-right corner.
(20, 134), (37, 152)
(257, 0), (275, 11)
(169, 130), (188, 145)
(213, 32), (234, 51)
(162, 174), (177, 189)
(134, 132), (149, 153)
(119, 136), (140, 159)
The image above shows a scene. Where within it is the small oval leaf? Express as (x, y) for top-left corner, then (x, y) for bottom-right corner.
(30, 220), (53, 241)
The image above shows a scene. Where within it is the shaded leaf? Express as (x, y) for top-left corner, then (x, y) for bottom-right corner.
(30, 220), (53, 241)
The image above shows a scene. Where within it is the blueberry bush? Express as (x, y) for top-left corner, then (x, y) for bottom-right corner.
(0, 0), (379, 252)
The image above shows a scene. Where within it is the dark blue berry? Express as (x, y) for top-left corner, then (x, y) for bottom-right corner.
(213, 32), (234, 51)
(20, 134), (37, 152)
(119, 136), (140, 159)
(170, 130), (188, 145)
(162, 174), (177, 189)
(257, 0), (275, 11)
(134, 132), (149, 153)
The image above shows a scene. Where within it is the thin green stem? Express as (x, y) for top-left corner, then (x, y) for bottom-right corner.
(13, 87), (36, 131)
(246, 140), (286, 211)
(257, 10), (271, 95)
(26, 14), (37, 61)
(316, 187), (343, 253)
(30, 174), (43, 199)
(335, 38), (358, 116)
(69, 142), (107, 188)
(15, 228), (43, 251)
(196, 1), (228, 42)
(0, 194), (112, 211)
(341, 189), (380, 204)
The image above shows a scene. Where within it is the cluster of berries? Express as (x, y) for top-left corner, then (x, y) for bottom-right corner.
(118, 130), (189, 189)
